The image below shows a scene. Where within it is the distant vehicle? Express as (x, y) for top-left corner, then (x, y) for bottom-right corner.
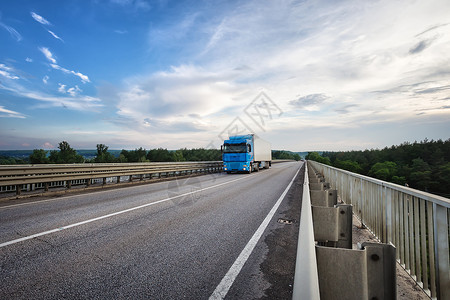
(221, 134), (272, 173)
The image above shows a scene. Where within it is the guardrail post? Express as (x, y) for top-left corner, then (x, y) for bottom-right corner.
(311, 189), (337, 207)
(316, 242), (396, 300)
(312, 204), (352, 249)
(66, 181), (71, 189)
(310, 182), (330, 191)
(336, 204), (352, 249)
(15, 184), (21, 196)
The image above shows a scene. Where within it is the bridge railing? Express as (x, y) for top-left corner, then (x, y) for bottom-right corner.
(0, 162), (223, 196)
(309, 160), (450, 300)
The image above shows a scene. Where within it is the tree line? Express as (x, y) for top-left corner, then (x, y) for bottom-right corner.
(0, 141), (302, 165)
(26, 141), (223, 164)
(306, 138), (450, 198)
(272, 150), (302, 161)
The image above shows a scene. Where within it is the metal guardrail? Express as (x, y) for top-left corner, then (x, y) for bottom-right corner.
(292, 162), (321, 299)
(309, 160), (450, 300)
(0, 161), (223, 196)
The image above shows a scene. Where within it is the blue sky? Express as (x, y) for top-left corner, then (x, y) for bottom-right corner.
(1, 0), (449, 151)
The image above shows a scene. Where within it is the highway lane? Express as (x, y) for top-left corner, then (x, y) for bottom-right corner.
(0, 161), (303, 299)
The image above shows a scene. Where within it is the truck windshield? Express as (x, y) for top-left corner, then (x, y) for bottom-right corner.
(223, 143), (247, 153)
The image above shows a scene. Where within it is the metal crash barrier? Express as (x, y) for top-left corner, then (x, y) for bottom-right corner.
(308, 160), (450, 300)
(0, 161), (223, 196)
(293, 162), (397, 300)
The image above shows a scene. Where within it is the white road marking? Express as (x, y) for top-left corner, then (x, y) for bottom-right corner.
(209, 166), (301, 300)
(0, 176), (245, 248)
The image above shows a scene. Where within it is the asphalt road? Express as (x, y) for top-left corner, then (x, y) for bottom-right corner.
(0, 161), (303, 299)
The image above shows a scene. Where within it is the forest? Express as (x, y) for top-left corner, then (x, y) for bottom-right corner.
(306, 139), (450, 198)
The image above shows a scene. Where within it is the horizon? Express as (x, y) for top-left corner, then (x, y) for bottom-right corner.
(1, 137), (447, 153)
(1, 0), (449, 151)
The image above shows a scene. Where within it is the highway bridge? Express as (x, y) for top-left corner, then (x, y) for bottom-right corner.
(0, 161), (448, 299)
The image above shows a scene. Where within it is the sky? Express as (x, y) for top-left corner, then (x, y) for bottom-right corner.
(0, 0), (449, 152)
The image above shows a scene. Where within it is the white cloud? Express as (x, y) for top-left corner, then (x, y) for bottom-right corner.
(0, 82), (102, 111)
(39, 48), (90, 84)
(39, 47), (57, 64)
(31, 12), (51, 25)
(8, 0), (446, 150)
(42, 142), (55, 149)
(0, 106), (26, 118)
(209, 1), (450, 122)
(67, 85), (82, 96)
(115, 64), (248, 133)
(25, 57), (33, 62)
(58, 83), (82, 96)
(42, 75), (49, 84)
(47, 30), (64, 42)
(0, 22), (22, 41)
(30, 12), (63, 41)
(71, 71), (90, 83)
(107, 0), (450, 150)
(50, 64), (90, 83)
(58, 83), (66, 93)
(0, 64), (19, 80)
(290, 94), (331, 111)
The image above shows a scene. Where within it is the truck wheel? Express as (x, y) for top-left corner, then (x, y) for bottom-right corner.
(255, 164), (259, 172)
(248, 165), (252, 174)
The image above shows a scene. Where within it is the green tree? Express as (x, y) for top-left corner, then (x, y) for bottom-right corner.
(95, 144), (114, 163)
(334, 159), (362, 173)
(121, 148), (148, 162)
(49, 141), (84, 163)
(29, 149), (49, 164)
(368, 161), (398, 181)
(147, 148), (173, 162)
(178, 148), (221, 161)
(409, 158), (432, 190)
(319, 138), (450, 196)
(172, 150), (185, 162)
(306, 152), (331, 165)
(272, 150), (301, 161)
(292, 153), (301, 161)
(117, 153), (128, 163)
(0, 156), (25, 165)
(391, 175), (407, 185)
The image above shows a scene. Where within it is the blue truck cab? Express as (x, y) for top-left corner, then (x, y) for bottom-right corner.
(222, 134), (271, 174)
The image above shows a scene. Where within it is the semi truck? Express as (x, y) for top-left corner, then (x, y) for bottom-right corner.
(221, 134), (272, 173)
